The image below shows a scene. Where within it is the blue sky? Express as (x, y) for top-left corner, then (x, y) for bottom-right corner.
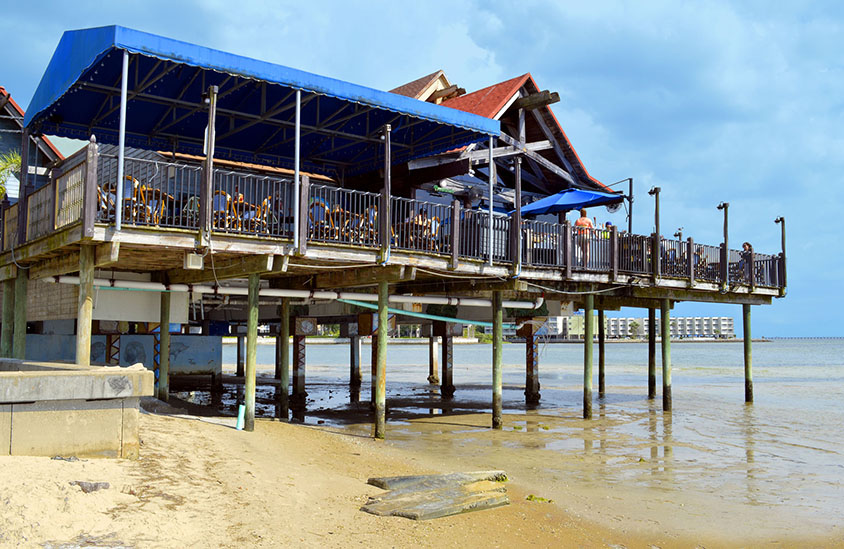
(1, 1), (840, 336)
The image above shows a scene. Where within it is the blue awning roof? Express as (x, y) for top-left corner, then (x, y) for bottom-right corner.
(24, 26), (499, 178)
(517, 188), (623, 216)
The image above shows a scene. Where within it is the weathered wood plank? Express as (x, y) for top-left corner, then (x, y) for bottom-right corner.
(167, 254), (274, 284)
(28, 242), (120, 280)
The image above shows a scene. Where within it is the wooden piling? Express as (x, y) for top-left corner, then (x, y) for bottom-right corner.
(374, 280), (388, 439)
(278, 298), (290, 418)
(492, 291), (503, 429)
(648, 307), (656, 399)
(427, 336), (439, 384)
(292, 333), (306, 405)
(158, 291), (171, 402)
(660, 299), (672, 412)
(440, 327), (455, 398)
(236, 335), (245, 377)
(743, 304), (753, 403)
(598, 309), (606, 398)
(524, 322), (541, 404)
(13, 268), (27, 360)
(350, 334), (362, 387)
(1, 279), (13, 357)
(583, 294), (594, 419)
(244, 273), (259, 431)
(75, 246), (95, 366)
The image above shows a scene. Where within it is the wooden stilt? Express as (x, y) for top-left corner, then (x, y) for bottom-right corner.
(598, 309), (606, 398)
(1, 279), (14, 357)
(371, 333), (377, 405)
(661, 299), (672, 412)
(75, 245), (94, 366)
(583, 294), (594, 419)
(427, 336), (440, 384)
(350, 334), (362, 387)
(158, 291), (171, 402)
(244, 272), (259, 431)
(278, 298), (290, 418)
(441, 331), (455, 398)
(648, 307), (656, 400)
(292, 332), (307, 406)
(374, 280), (388, 439)
(522, 322), (541, 404)
(13, 268), (27, 360)
(743, 304), (753, 403)
(492, 291), (503, 429)
(236, 335), (245, 377)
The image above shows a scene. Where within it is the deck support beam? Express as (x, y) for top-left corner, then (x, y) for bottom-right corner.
(661, 299), (672, 412)
(243, 273), (259, 431)
(598, 309), (606, 398)
(427, 336), (439, 384)
(491, 290), (503, 429)
(374, 280), (388, 439)
(75, 245), (95, 366)
(277, 298), (290, 419)
(583, 294), (594, 419)
(648, 307), (656, 400)
(1, 279), (13, 357)
(743, 303), (753, 403)
(158, 291), (171, 401)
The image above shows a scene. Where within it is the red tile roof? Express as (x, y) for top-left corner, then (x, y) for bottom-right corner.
(389, 70), (445, 99)
(0, 86), (64, 161)
(440, 74), (529, 118)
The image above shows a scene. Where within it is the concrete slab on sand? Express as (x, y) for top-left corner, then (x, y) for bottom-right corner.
(362, 471), (510, 520)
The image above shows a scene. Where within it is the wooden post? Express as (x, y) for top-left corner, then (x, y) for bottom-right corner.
(17, 129), (30, 247)
(743, 304), (753, 403)
(1, 279), (13, 357)
(492, 291), (503, 429)
(661, 299), (672, 412)
(13, 269), (27, 359)
(350, 334), (362, 387)
(583, 294), (594, 419)
(524, 322), (540, 404)
(374, 280), (388, 439)
(74, 244), (96, 366)
(513, 156), (522, 271)
(450, 200), (460, 269)
(610, 226), (618, 281)
(687, 237), (695, 287)
(158, 291), (171, 401)
(297, 175), (310, 255)
(236, 335), (245, 377)
(379, 125), (392, 264)
(648, 307), (656, 400)
(81, 136), (98, 238)
(244, 273), (259, 431)
(598, 309), (606, 398)
(427, 336), (439, 384)
(278, 298), (290, 418)
(651, 233), (660, 284)
(292, 332), (307, 406)
(441, 328), (455, 398)
(564, 221), (572, 279)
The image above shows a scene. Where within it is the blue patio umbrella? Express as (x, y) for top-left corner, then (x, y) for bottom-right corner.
(516, 188), (623, 216)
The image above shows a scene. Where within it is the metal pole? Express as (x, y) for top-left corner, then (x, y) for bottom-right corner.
(115, 50), (129, 231)
(244, 273), (259, 431)
(583, 294), (594, 419)
(649, 186), (660, 238)
(743, 304), (753, 403)
(492, 290), (503, 429)
(293, 90), (301, 250)
(628, 178), (634, 234)
(775, 216), (786, 291)
(515, 156), (522, 270)
(718, 202), (729, 288)
(380, 124), (391, 263)
(374, 280), (388, 438)
(488, 136), (496, 266)
(661, 299), (672, 412)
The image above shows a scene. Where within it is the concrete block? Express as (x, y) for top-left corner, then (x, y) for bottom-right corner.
(0, 404), (10, 456)
(121, 397), (140, 459)
(11, 399), (124, 458)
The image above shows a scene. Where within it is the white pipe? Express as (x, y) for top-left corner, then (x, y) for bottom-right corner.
(292, 89), (301, 250)
(45, 276), (544, 309)
(115, 50), (129, 231)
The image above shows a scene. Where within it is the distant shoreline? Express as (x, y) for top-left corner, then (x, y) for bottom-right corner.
(221, 336), (775, 346)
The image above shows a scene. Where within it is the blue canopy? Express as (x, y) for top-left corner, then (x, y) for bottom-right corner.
(24, 26), (499, 178)
(517, 188), (623, 216)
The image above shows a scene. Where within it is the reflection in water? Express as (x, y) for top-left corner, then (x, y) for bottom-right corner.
(743, 404), (758, 504)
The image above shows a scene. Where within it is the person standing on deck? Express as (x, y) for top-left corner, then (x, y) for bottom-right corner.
(575, 207), (595, 266)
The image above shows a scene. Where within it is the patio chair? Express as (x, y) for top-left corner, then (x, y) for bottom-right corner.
(182, 195), (200, 228)
(212, 190), (235, 229)
(309, 198), (335, 240)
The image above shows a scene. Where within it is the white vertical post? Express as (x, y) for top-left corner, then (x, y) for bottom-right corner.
(115, 50), (129, 231)
(293, 90), (301, 250)
(488, 136), (496, 266)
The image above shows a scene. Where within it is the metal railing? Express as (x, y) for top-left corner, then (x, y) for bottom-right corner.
(522, 220), (564, 267)
(213, 169), (293, 237)
(618, 233), (652, 275)
(661, 239), (689, 278)
(390, 197), (451, 256)
(307, 184), (380, 247)
(694, 243), (722, 283)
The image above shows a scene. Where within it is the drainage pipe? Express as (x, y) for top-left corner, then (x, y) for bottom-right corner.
(44, 276), (544, 310)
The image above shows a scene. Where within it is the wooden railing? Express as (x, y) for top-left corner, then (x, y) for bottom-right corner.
(3, 203), (18, 251)
(25, 185), (54, 241)
(54, 150), (87, 230)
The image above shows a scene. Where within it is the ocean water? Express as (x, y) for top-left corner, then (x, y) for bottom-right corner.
(200, 338), (844, 540)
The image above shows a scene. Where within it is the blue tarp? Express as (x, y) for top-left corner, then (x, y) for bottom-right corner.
(25, 26), (499, 177)
(517, 188), (623, 216)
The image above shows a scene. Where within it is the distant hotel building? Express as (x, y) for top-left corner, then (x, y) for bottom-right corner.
(488, 315), (735, 340)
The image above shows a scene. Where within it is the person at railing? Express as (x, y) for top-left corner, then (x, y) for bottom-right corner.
(737, 241), (753, 283)
(575, 207), (594, 266)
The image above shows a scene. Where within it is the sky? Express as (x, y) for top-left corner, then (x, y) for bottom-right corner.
(0, 1), (840, 336)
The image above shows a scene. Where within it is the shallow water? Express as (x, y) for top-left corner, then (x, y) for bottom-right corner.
(176, 338), (844, 540)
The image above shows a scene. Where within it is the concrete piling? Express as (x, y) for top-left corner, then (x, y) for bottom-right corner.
(1, 279), (13, 357)
(743, 303), (753, 403)
(75, 246), (94, 366)
(491, 291), (503, 429)
(583, 294), (594, 419)
(244, 273), (259, 431)
(374, 280), (388, 439)
(648, 307), (656, 400)
(158, 291), (171, 402)
(598, 309), (606, 398)
(427, 336), (439, 384)
(660, 299), (672, 412)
